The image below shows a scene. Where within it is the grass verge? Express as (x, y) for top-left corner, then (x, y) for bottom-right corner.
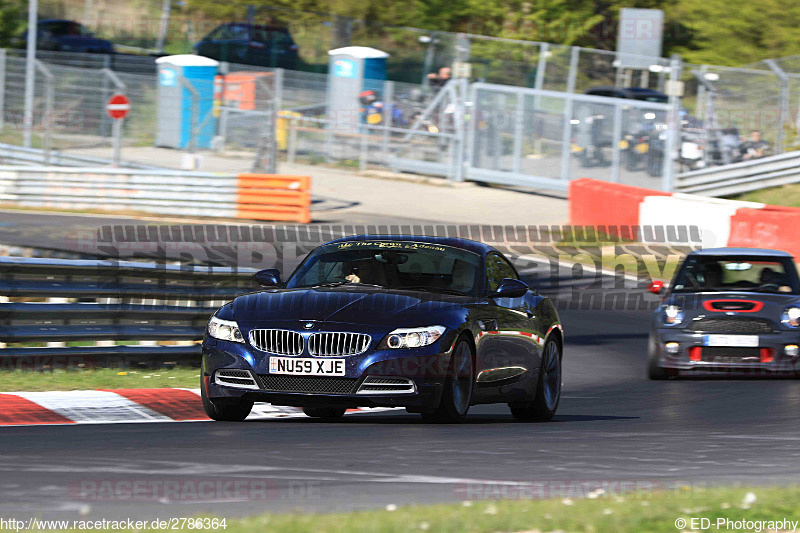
(732, 183), (800, 207)
(71, 486), (800, 532)
(0, 367), (200, 392)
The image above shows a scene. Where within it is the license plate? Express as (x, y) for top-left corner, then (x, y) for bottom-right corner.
(269, 357), (346, 376)
(703, 335), (759, 347)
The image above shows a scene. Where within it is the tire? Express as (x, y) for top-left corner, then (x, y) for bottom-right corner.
(422, 336), (474, 423)
(303, 407), (346, 419)
(647, 340), (669, 380)
(201, 368), (254, 421)
(509, 338), (561, 422)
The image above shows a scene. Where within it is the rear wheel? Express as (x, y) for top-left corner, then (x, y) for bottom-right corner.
(422, 337), (474, 423)
(201, 372), (253, 421)
(303, 407), (346, 419)
(509, 338), (561, 422)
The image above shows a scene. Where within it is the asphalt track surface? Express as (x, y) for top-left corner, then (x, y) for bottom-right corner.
(2, 213), (800, 520)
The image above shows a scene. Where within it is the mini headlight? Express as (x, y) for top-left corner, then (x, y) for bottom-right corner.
(782, 307), (800, 328)
(382, 326), (446, 349)
(663, 304), (684, 326)
(208, 316), (244, 343)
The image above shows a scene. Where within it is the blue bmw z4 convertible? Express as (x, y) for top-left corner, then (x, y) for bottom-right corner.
(201, 235), (564, 423)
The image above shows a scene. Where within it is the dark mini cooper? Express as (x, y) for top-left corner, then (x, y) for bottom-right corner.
(201, 235), (564, 423)
(648, 248), (800, 379)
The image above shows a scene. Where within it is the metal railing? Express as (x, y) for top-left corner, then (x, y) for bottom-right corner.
(0, 256), (255, 368)
(0, 165), (241, 217)
(676, 151), (800, 196)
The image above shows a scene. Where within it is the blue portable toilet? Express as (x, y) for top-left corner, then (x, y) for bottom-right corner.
(327, 47), (389, 132)
(155, 55), (218, 149)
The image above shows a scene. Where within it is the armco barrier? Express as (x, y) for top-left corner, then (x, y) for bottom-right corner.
(0, 166), (311, 223)
(0, 256), (256, 368)
(570, 178), (800, 259)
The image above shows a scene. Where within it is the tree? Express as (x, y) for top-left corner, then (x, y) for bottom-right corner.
(0, 0), (24, 48)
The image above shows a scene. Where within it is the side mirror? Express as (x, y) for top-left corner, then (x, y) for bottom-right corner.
(647, 280), (665, 295)
(253, 269), (281, 287)
(491, 278), (529, 299)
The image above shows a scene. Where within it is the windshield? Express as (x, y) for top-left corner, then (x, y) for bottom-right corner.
(672, 255), (800, 294)
(286, 241), (482, 296)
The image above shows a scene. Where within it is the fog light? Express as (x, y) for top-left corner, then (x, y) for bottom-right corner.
(785, 344), (799, 357)
(665, 342), (680, 355)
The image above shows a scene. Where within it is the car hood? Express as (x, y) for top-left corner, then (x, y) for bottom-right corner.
(231, 286), (470, 327)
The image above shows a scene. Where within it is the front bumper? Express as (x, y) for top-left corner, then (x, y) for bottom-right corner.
(202, 338), (453, 409)
(651, 328), (800, 376)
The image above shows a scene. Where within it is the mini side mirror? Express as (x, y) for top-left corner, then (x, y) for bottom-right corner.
(647, 280), (664, 295)
(254, 269), (281, 287)
(492, 278), (529, 299)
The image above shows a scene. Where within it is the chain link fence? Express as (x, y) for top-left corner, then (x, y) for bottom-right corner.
(3, 38), (800, 191)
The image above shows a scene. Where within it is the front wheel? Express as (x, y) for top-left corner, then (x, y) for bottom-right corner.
(201, 373), (254, 421)
(303, 407), (346, 419)
(422, 337), (474, 423)
(647, 337), (669, 380)
(509, 338), (561, 421)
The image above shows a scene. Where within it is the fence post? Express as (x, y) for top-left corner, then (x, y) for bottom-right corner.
(559, 47), (580, 182)
(511, 90), (525, 174)
(566, 46), (579, 93)
(35, 60), (53, 164)
(0, 49), (5, 132)
(287, 115), (298, 164)
(532, 43), (548, 155)
(764, 59), (788, 155)
(452, 78), (467, 182)
(382, 81), (393, 165)
(661, 55), (682, 192)
(102, 68), (127, 167)
(252, 68), (282, 173)
(610, 103), (623, 183)
(218, 61), (229, 148)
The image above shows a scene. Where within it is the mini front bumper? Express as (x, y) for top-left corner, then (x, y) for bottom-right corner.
(202, 337), (454, 409)
(651, 328), (800, 376)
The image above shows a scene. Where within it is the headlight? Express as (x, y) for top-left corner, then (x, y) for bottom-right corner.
(782, 307), (800, 328)
(663, 304), (684, 326)
(382, 326), (446, 349)
(207, 316), (244, 343)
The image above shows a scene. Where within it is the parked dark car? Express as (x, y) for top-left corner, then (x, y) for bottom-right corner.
(16, 19), (114, 54)
(201, 235), (564, 423)
(194, 23), (298, 69)
(647, 248), (800, 379)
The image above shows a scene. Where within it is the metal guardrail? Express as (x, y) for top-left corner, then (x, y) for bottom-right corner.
(675, 151), (800, 196)
(0, 166), (312, 222)
(0, 257), (256, 368)
(0, 143), (163, 170)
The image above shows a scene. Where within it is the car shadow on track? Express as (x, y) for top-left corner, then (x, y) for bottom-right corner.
(245, 413), (639, 425)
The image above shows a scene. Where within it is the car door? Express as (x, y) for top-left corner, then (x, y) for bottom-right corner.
(473, 252), (541, 402)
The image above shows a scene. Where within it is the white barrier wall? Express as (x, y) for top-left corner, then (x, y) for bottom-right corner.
(638, 194), (765, 248)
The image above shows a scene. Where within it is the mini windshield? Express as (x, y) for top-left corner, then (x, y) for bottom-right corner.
(672, 255), (800, 294)
(286, 241), (481, 296)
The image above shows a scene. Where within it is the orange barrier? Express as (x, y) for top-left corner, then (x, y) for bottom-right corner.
(236, 174), (311, 223)
(729, 205), (800, 258)
(568, 178), (671, 228)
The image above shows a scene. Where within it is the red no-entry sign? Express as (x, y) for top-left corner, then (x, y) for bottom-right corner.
(106, 94), (130, 120)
